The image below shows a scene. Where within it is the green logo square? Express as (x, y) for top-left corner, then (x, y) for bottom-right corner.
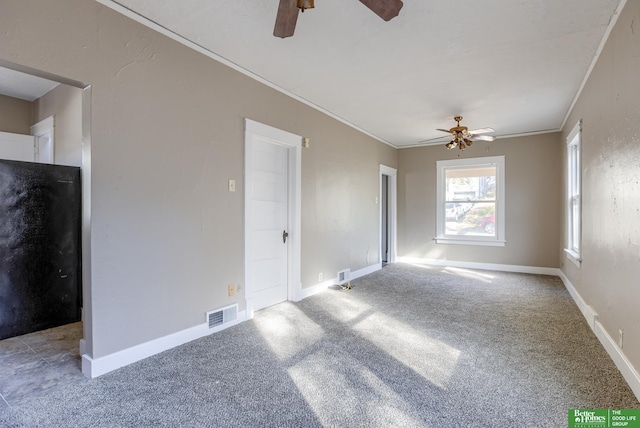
(569, 409), (640, 428)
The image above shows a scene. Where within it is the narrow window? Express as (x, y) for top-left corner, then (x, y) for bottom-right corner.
(436, 155), (505, 246)
(565, 121), (581, 266)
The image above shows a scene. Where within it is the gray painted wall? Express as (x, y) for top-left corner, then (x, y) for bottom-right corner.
(397, 134), (562, 268)
(560, 0), (640, 377)
(0, 0), (396, 358)
(0, 93), (32, 134)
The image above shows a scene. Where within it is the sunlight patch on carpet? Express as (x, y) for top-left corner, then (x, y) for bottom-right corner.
(253, 302), (324, 361)
(443, 266), (495, 283)
(287, 350), (424, 427)
(353, 311), (461, 389)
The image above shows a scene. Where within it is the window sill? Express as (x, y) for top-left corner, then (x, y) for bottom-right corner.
(435, 237), (506, 247)
(564, 249), (582, 268)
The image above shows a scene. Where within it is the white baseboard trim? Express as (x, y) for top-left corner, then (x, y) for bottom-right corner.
(84, 263), (383, 378)
(594, 319), (640, 401)
(399, 257), (640, 400)
(557, 270), (598, 330)
(297, 279), (334, 300)
(297, 263), (382, 300)
(353, 262), (383, 279)
(82, 310), (246, 378)
(558, 271), (640, 401)
(397, 257), (560, 276)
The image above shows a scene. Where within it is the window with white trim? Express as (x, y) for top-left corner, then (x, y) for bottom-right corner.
(436, 155), (505, 246)
(565, 121), (581, 265)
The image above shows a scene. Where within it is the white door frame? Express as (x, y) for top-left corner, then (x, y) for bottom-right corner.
(379, 164), (397, 264)
(31, 115), (55, 164)
(244, 119), (301, 319)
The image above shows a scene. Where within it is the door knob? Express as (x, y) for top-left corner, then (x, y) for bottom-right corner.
(283, 230), (289, 243)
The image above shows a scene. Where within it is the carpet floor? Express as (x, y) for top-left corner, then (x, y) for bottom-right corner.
(0, 263), (637, 427)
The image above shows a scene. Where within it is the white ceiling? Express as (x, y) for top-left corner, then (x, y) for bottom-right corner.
(11, 0), (622, 147)
(105, 0), (623, 147)
(0, 67), (59, 102)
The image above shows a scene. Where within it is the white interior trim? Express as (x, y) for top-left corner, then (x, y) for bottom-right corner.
(82, 259), (382, 378)
(558, 270), (640, 401)
(30, 115), (55, 164)
(560, 0), (629, 131)
(400, 257), (640, 401)
(298, 263), (382, 300)
(435, 155), (506, 245)
(397, 257), (560, 276)
(80, 85), (94, 370)
(379, 165), (397, 264)
(244, 119), (302, 318)
(82, 311), (246, 378)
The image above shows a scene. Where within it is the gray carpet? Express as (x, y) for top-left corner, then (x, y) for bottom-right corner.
(1, 263), (637, 427)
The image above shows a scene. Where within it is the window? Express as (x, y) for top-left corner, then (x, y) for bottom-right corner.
(436, 155), (505, 246)
(565, 121), (581, 266)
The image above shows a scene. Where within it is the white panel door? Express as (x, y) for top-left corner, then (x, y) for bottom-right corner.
(0, 131), (35, 162)
(248, 138), (289, 311)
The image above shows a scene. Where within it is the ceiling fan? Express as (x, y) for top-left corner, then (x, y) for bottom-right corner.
(274, 0), (404, 38)
(437, 116), (496, 151)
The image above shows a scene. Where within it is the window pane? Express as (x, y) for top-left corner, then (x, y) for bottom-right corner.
(436, 156), (504, 245)
(445, 166), (496, 202)
(571, 199), (580, 251)
(444, 202), (496, 237)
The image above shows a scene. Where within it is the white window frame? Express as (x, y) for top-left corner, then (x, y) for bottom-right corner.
(436, 155), (506, 246)
(565, 120), (582, 267)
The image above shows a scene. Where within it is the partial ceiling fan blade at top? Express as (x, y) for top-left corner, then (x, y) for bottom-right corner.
(359, 0), (404, 21)
(468, 127), (495, 135)
(274, 0), (299, 38)
(471, 135), (496, 141)
(436, 128), (452, 133)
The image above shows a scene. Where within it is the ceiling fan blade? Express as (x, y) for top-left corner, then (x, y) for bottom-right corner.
(468, 127), (495, 135)
(274, 0), (299, 38)
(471, 135), (496, 141)
(436, 128), (452, 134)
(359, 0), (404, 21)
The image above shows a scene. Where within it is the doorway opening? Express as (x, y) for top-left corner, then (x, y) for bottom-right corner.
(379, 165), (397, 266)
(0, 62), (91, 376)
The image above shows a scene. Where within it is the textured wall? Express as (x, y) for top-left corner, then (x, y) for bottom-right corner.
(0, 93), (32, 135)
(561, 0), (640, 375)
(398, 133), (562, 268)
(0, 0), (396, 358)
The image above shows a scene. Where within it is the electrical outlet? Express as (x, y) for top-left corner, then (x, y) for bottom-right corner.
(619, 330), (623, 348)
(228, 284), (235, 297)
(318, 272), (323, 282)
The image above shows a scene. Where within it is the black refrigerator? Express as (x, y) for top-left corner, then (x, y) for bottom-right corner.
(0, 159), (82, 340)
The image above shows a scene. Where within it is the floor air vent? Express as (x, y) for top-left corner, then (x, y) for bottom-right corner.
(337, 269), (351, 285)
(206, 304), (238, 329)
